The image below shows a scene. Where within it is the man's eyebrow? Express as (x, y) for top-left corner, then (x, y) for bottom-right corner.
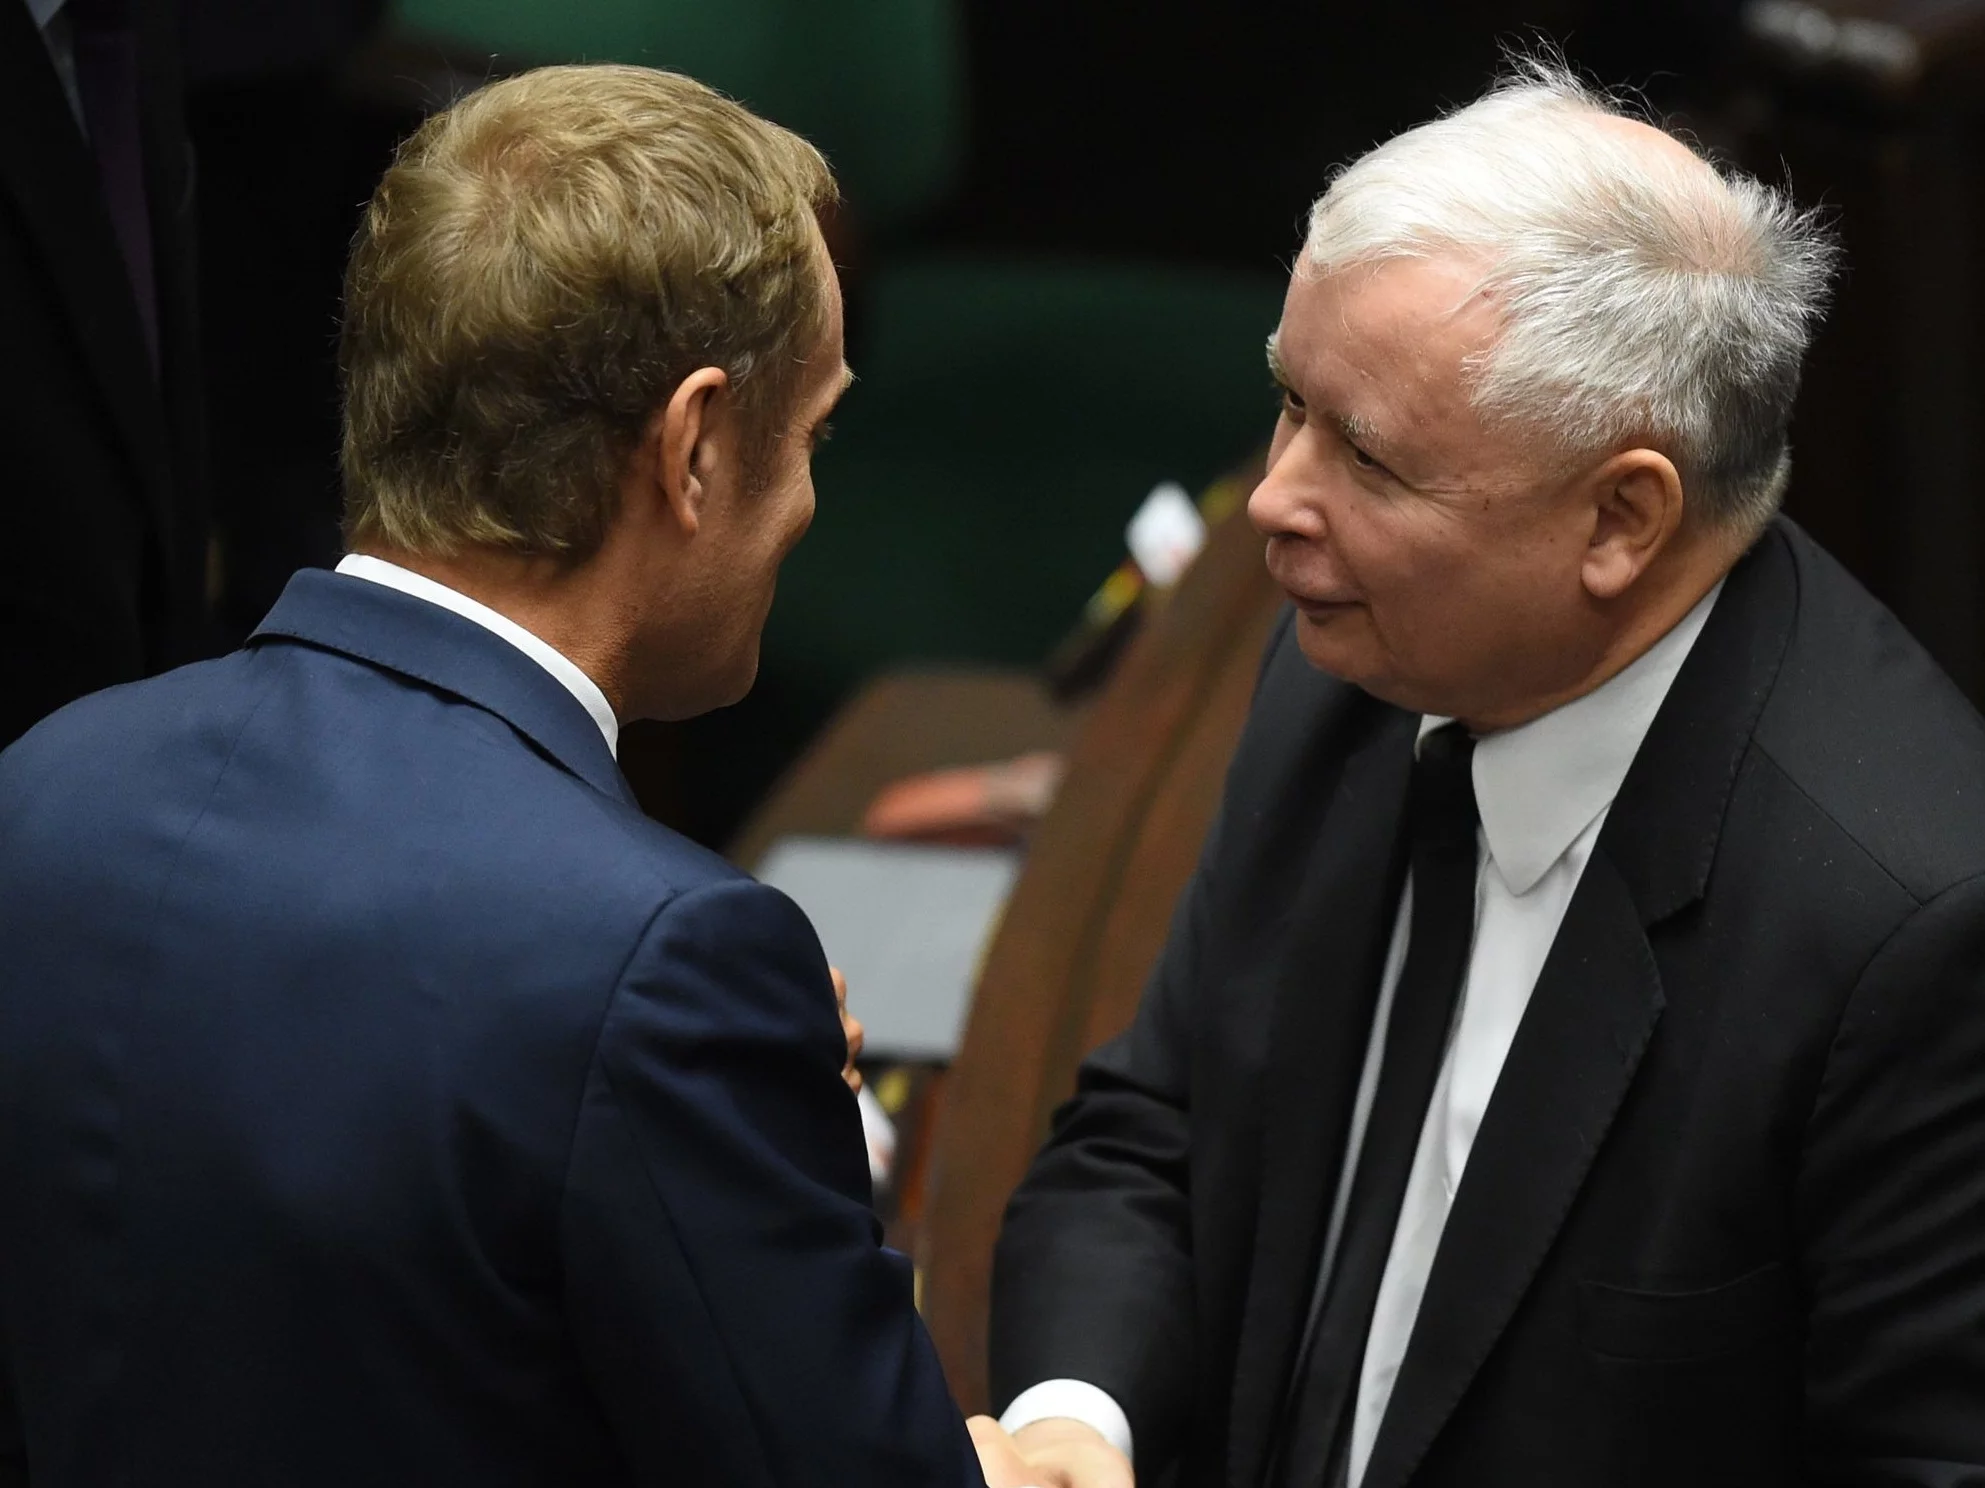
(1263, 336), (1397, 462)
(1324, 406), (1400, 465)
(1335, 407), (1382, 447)
(1265, 335), (1290, 387)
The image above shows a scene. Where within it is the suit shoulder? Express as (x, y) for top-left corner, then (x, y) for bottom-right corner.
(593, 806), (747, 899)
(480, 770), (752, 946)
(1750, 526), (1985, 900)
(3, 651), (242, 757)
(0, 654), (260, 838)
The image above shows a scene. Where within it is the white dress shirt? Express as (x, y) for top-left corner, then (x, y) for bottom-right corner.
(1002, 583), (1722, 1479)
(334, 554), (620, 757)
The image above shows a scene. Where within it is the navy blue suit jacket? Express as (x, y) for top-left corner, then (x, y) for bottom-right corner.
(0, 570), (982, 1488)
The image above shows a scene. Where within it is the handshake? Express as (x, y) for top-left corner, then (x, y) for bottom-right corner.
(965, 1418), (1134, 1488)
(831, 974), (1131, 1488)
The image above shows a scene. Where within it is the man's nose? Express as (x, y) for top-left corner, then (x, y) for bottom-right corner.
(1248, 435), (1325, 541)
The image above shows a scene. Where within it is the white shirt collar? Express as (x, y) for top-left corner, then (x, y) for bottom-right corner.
(1418, 581), (1723, 895)
(333, 554), (621, 758)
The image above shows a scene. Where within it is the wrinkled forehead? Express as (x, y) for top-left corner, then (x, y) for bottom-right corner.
(1276, 257), (1501, 392)
(1272, 255), (1548, 487)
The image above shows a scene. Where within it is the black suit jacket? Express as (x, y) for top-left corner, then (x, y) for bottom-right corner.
(0, 0), (207, 749)
(991, 519), (1985, 1487)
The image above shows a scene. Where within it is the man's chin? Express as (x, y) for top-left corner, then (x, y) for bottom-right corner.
(720, 660), (759, 710)
(636, 649), (759, 724)
(710, 646), (761, 713)
(1293, 608), (1376, 681)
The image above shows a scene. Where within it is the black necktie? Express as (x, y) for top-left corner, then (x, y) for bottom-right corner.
(1275, 722), (1479, 1488)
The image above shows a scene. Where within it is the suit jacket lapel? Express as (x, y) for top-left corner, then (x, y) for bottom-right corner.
(1228, 701), (1417, 1488)
(1357, 524), (1801, 1488)
(1356, 849), (1661, 1488)
(252, 570), (637, 811)
(0, 3), (176, 539)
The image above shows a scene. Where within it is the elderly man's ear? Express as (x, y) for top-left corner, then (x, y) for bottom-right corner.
(1580, 449), (1687, 601)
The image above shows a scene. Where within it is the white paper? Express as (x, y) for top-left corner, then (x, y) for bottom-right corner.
(756, 836), (1022, 1061)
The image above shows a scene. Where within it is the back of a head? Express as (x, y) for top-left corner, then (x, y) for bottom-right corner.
(1302, 59), (1838, 536)
(339, 65), (838, 565)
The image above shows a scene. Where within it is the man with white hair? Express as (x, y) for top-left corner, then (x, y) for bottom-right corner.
(988, 63), (1985, 1488)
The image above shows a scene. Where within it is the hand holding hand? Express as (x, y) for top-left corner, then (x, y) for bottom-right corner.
(830, 965), (864, 1093)
(967, 1415), (1038, 1488)
(1010, 1418), (1134, 1488)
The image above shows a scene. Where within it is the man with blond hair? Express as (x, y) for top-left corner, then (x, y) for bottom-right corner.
(0, 65), (1021, 1488)
(991, 64), (1985, 1488)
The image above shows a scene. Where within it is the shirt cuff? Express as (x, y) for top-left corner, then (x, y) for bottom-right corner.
(998, 1379), (1135, 1463)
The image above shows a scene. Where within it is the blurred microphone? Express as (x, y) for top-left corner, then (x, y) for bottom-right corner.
(1045, 476), (1242, 699)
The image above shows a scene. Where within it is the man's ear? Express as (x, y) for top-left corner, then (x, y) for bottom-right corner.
(644, 366), (734, 538)
(1581, 448), (1685, 601)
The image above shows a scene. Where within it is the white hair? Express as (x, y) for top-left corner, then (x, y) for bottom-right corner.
(1301, 60), (1838, 533)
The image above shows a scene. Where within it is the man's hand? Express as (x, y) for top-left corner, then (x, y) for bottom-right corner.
(967, 1415), (1039, 1488)
(1011, 1418), (1134, 1488)
(830, 965), (864, 1093)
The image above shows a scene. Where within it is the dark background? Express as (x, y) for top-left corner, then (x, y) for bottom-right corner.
(174, 0), (1985, 847)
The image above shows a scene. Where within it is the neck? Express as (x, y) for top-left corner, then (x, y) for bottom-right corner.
(355, 544), (635, 718)
(1459, 530), (1738, 735)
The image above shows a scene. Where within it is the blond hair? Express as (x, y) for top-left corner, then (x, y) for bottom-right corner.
(339, 64), (838, 560)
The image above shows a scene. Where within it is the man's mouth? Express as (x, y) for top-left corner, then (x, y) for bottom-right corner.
(1286, 590), (1360, 615)
(1264, 549), (1358, 614)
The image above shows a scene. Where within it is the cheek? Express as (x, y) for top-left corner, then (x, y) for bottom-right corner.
(1348, 510), (1488, 646)
(744, 475), (814, 605)
(1368, 511), (1565, 661)
(788, 480), (817, 548)
(1326, 495), (1425, 591)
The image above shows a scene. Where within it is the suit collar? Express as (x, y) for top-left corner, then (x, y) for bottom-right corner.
(1455, 577), (1721, 896)
(1353, 523), (1801, 1488)
(333, 554), (621, 758)
(251, 569), (637, 809)
(1601, 521), (1798, 926)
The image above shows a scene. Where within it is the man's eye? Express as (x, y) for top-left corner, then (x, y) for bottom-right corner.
(1343, 438), (1395, 481)
(1279, 389), (1305, 418)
